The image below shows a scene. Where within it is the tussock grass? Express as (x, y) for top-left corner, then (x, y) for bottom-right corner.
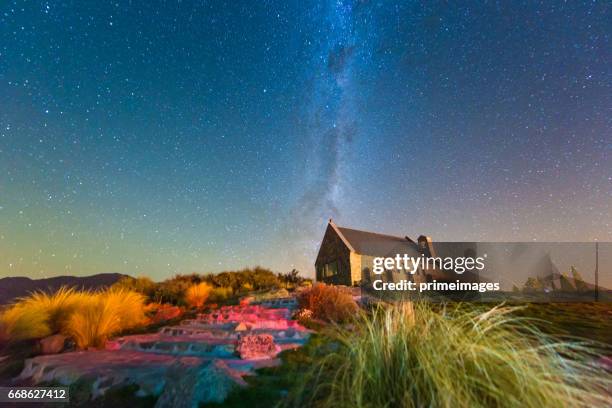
(0, 287), (146, 349)
(0, 287), (88, 341)
(185, 282), (212, 309)
(67, 288), (147, 349)
(288, 302), (611, 408)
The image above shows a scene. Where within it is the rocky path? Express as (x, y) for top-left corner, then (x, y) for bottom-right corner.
(16, 297), (309, 407)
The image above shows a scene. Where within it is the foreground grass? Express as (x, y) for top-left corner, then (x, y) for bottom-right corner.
(514, 302), (612, 344)
(284, 302), (611, 408)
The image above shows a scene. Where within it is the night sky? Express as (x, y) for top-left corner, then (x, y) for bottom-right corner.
(1, 1), (610, 280)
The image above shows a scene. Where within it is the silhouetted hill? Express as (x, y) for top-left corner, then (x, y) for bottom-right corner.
(0, 273), (129, 305)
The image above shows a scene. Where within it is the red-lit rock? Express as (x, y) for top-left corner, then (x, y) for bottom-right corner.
(39, 334), (67, 355)
(235, 334), (279, 360)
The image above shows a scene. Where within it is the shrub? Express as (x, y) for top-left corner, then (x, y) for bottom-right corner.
(202, 267), (279, 293)
(0, 287), (88, 341)
(185, 282), (212, 309)
(297, 284), (357, 323)
(277, 269), (312, 289)
(0, 287), (146, 349)
(287, 302), (612, 408)
(152, 268), (281, 304)
(209, 287), (233, 303)
(248, 267), (279, 290)
(112, 276), (157, 299)
(154, 275), (197, 305)
(66, 289), (147, 349)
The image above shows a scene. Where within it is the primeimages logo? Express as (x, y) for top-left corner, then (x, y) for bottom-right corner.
(373, 253), (486, 275)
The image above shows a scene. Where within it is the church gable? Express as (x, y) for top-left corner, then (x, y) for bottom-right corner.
(315, 222), (352, 284)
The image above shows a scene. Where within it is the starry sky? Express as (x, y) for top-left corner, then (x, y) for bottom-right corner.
(1, 1), (610, 280)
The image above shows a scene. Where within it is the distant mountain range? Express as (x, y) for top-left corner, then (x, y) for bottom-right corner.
(0, 273), (129, 305)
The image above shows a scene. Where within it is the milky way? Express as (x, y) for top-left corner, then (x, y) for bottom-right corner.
(291, 1), (367, 241)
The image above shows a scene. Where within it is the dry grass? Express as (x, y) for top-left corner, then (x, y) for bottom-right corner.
(297, 284), (358, 323)
(0, 287), (88, 341)
(66, 288), (146, 349)
(185, 282), (212, 309)
(288, 302), (612, 408)
(0, 286), (146, 349)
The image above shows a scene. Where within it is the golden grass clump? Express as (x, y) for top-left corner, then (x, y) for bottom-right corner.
(0, 286), (146, 349)
(185, 282), (212, 309)
(0, 287), (88, 341)
(289, 302), (612, 408)
(297, 283), (358, 322)
(66, 288), (147, 349)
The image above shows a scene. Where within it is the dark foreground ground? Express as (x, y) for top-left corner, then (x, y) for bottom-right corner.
(207, 302), (612, 408)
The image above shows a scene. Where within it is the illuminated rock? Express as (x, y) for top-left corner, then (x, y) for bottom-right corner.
(154, 359), (246, 408)
(234, 322), (249, 331)
(235, 334), (279, 360)
(39, 334), (67, 354)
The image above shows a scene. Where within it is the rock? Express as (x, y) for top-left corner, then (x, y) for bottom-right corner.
(294, 308), (313, 322)
(104, 340), (122, 351)
(39, 334), (67, 354)
(18, 351), (201, 398)
(235, 334), (279, 360)
(234, 322), (249, 331)
(155, 359), (245, 408)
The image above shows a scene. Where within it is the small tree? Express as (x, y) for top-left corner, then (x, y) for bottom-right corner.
(278, 269), (307, 289)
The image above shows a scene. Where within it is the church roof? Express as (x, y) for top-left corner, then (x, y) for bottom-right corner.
(331, 222), (418, 257)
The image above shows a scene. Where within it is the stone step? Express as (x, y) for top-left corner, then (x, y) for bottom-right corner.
(120, 339), (235, 358)
(155, 326), (311, 344)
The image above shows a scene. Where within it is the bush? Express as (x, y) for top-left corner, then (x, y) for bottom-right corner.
(248, 267), (279, 290)
(66, 289), (147, 349)
(277, 269), (312, 289)
(287, 302), (612, 408)
(154, 275), (199, 305)
(0, 287), (88, 341)
(0, 287), (147, 349)
(202, 267), (280, 293)
(185, 282), (212, 309)
(112, 276), (157, 299)
(297, 284), (357, 323)
(209, 287), (233, 303)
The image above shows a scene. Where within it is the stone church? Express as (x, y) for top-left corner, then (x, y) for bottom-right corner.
(314, 219), (441, 286)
